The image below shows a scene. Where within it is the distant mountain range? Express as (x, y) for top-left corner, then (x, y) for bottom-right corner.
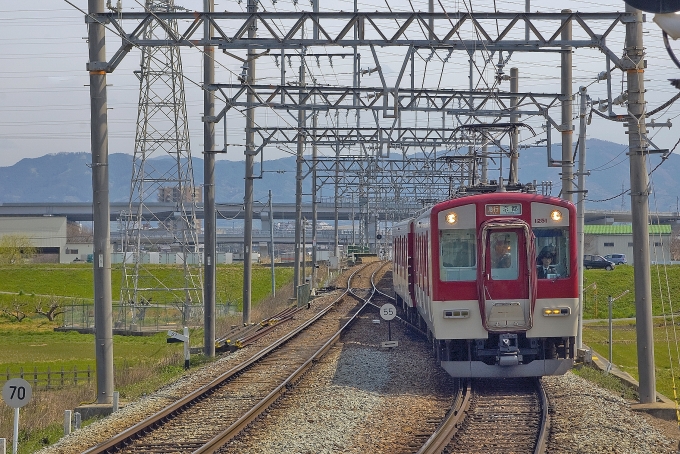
(0, 138), (677, 212)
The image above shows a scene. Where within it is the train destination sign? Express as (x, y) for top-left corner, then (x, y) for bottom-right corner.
(485, 204), (522, 216)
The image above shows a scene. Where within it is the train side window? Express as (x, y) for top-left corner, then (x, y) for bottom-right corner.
(440, 229), (476, 282)
(533, 227), (570, 278)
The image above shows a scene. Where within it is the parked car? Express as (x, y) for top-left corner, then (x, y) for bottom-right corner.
(604, 253), (627, 265)
(583, 255), (616, 270)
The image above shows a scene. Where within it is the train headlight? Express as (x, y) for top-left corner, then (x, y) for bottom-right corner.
(445, 212), (457, 224)
(550, 210), (562, 222)
(543, 307), (571, 316)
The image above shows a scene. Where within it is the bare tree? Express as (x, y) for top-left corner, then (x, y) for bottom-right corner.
(670, 231), (680, 262)
(2, 299), (27, 322)
(35, 296), (65, 321)
(67, 222), (94, 243)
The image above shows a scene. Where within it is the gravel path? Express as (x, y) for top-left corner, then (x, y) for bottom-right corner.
(544, 373), (679, 454)
(218, 308), (457, 454)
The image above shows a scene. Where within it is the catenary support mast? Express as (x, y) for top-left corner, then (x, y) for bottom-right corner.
(576, 86), (588, 350)
(203, 0), (216, 356)
(88, 0), (114, 404)
(242, 0), (257, 323)
(294, 48), (306, 298)
(509, 67), (519, 185)
(626, 4), (656, 403)
(561, 9), (574, 202)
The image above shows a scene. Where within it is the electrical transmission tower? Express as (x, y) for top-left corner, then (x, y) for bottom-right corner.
(119, 0), (202, 327)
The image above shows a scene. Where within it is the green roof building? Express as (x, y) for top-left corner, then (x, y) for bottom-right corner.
(583, 224), (672, 264)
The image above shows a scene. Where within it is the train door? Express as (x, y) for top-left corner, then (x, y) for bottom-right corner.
(479, 222), (535, 332)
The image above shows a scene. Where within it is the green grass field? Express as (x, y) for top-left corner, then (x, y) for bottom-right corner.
(0, 263), (295, 375)
(583, 319), (680, 401)
(581, 265), (680, 319)
(0, 263), (293, 307)
(581, 265), (680, 401)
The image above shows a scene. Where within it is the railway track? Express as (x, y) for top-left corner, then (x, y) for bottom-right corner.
(418, 377), (549, 454)
(388, 278), (549, 454)
(83, 261), (388, 454)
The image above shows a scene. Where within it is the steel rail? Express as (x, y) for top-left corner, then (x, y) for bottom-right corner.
(534, 377), (550, 454)
(416, 380), (471, 454)
(216, 306), (303, 350)
(83, 262), (374, 454)
(417, 377), (548, 453)
(194, 261), (390, 453)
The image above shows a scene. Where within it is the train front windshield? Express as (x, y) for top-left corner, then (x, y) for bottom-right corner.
(439, 223), (571, 281)
(533, 227), (571, 278)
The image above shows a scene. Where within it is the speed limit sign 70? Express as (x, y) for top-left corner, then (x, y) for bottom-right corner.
(380, 303), (397, 321)
(2, 378), (32, 409)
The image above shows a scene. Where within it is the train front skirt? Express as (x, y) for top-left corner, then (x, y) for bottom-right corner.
(440, 358), (573, 378)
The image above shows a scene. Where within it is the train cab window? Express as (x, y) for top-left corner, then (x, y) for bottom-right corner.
(440, 229), (476, 281)
(490, 232), (519, 280)
(533, 227), (570, 278)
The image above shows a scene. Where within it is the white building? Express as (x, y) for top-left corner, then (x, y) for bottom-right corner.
(0, 216), (66, 262)
(583, 224), (672, 264)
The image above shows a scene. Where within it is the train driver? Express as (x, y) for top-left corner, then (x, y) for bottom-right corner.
(537, 247), (558, 279)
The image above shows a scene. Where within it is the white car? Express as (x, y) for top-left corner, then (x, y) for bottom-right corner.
(604, 253), (627, 265)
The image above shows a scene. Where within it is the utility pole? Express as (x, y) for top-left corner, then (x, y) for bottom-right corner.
(312, 109), (318, 291)
(525, 0), (531, 41)
(269, 190), (275, 297)
(302, 218), (307, 285)
(509, 67), (519, 185)
(87, 0), (114, 405)
(352, 194), (356, 246)
(242, 0), (257, 324)
(481, 144), (488, 184)
(334, 115), (340, 258)
(203, 0), (216, 357)
(561, 10), (574, 202)
(576, 86), (588, 350)
(468, 55), (475, 187)
(294, 43), (306, 298)
(625, 4), (656, 403)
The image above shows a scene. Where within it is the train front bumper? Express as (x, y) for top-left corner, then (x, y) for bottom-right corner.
(440, 358), (574, 378)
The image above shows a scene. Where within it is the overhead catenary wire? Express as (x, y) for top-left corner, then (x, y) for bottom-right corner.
(648, 173), (680, 423)
(27, 1), (680, 183)
(62, 0), (301, 152)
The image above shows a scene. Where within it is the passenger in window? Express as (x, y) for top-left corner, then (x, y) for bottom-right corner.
(492, 237), (511, 268)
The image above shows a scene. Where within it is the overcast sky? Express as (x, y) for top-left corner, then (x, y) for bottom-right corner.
(0, 0), (678, 169)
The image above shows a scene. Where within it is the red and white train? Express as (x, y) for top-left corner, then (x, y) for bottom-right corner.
(393, 191), (577, 377)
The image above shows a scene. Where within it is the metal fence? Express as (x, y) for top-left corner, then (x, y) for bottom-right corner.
(61, 301), (239, 333)
(2, 365), (93, 390)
